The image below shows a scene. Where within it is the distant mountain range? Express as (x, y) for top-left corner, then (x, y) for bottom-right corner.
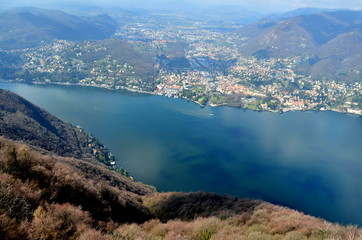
(0, 7), (118, 49)
(185, 5), (263, 25)
(0, 7), (361, 82)
(265, 8), (338, 20)
(238, 10), (362, 81)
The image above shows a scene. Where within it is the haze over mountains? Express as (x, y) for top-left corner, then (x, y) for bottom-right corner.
(0, 6), (361, 81)
(265, 8), (338, 20)
(0, 7), (118, 49)
(238, 10), (362, 81)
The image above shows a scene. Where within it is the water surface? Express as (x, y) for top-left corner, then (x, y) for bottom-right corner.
(1, 82), (361, 225)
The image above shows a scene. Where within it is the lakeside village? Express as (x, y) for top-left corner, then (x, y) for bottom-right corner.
(116, 22), (362, 115)
(154, 58), (362, 115)
(2, 20), (362, 115)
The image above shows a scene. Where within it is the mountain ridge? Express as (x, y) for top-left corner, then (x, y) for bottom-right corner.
(238, 10), (362, 81)
(0, 7), (119, 49)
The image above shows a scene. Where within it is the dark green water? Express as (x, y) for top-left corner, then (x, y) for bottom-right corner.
(1, 82), (361, 226)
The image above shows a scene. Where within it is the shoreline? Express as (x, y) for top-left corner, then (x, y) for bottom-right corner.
(1, 79), (361, 116)
(1, 80), (361, 227)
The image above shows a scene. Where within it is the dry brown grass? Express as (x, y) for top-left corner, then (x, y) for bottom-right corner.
(29, 203), (91, 240)
(0, 137), (154, 224)
(110, 202), (362, 240)
(78, 229), (112, 240)
(0, 137), (361, 240)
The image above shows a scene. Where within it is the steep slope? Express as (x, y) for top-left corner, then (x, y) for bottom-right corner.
(0, 89), (114, 165)
(0, 137), (155, 239)
(238, 18), (319, 58)
(308, 30), (362, 81)
(239, 10), (362, 57)
(0, 7), (119, 49)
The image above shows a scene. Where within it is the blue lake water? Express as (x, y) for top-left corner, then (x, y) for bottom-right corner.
(1, 82), (361, 226)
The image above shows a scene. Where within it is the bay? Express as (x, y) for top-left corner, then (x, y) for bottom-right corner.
(1, 82), (361, 226)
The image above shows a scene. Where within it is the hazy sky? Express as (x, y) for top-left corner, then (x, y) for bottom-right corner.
(1, 0), (361, 13)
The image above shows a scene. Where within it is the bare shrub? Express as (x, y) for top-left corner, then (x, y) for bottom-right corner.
(112, 223), (150, 240)
(0, 214), (28, 240)
(233, 212), (253, 226)
(263, 204), (325, 236)
(78, 229), (112, 240)
(29, 203), (91, 240)
(141, 219), (162, 233)
(191, 217), (219, 240)
(211, 224), (245, 240)
(284, 232), (309, 240)
(2, 145), (33, 181)
(150, 219), (193, 239)
(0, 172), (39, 220)
(245, 231), (273, 240)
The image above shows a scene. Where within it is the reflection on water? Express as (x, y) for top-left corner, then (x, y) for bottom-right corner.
(1, 82), (361, 226)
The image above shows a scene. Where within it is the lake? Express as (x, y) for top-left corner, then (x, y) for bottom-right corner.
(1, 82), (361, 226)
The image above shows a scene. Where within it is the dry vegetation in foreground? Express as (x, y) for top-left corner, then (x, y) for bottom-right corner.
(0, 137), (361, 240)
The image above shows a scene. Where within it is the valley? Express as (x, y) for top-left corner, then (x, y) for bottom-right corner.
(0, 8), (361, 114)
(0, 4), (362, 238)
